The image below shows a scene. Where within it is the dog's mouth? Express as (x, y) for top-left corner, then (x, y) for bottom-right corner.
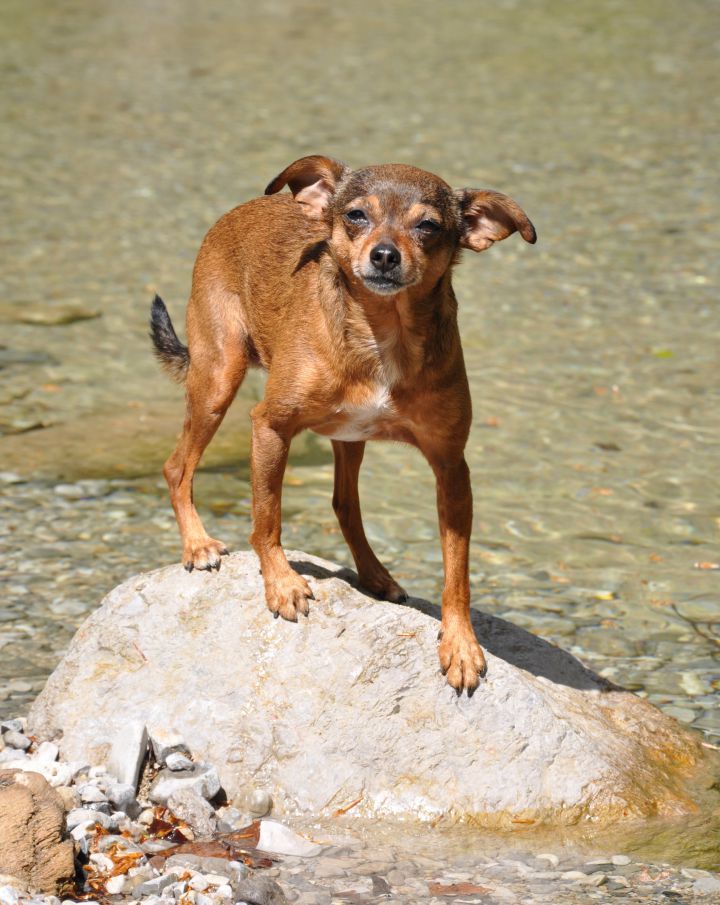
(361, 273), (409, 296)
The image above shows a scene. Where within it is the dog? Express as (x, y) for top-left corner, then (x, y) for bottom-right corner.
(150, 155), (536, 693)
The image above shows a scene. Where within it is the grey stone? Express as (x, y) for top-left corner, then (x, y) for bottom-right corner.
(0, 751), (28, 765)
(165, 751), (194, 772)
(135, 873), (178, 896)
(200, 857), (235, 876)
(95, 836), (144, 858)
(141, 839), (177, 854)
(65, 808), (114, 831)
(148, 764), (221, 805)
(0, 721), (24, 735)
(163, 854), (204, 872)
(216, 805), (253, 833)
(167, 787), (217, 838)
(148, 729), (190, 766)
(78, 784), (107, 804)
(34, 742), (59, 763)
(106, 781), (138, 814)
(3, 732), (30, 751)
(27, 551), (715, 826)
(233, 877), (288, 905)
(106, 721), (147, 788)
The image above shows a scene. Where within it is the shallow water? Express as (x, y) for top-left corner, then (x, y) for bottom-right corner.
(1, 0), (718, 870)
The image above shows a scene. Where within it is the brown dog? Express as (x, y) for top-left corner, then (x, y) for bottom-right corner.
(150, 155), (536, 693)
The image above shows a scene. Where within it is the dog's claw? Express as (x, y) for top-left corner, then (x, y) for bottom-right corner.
(265, 571), (314, 621)
(438, 620), (486, 694)
(182, 537), (229, 573)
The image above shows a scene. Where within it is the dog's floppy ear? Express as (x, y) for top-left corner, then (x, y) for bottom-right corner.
(265, 155), (350, 220)
(455, 189), (537, 252)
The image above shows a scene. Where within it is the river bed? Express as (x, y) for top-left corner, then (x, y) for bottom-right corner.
(1, 0), (718, 876)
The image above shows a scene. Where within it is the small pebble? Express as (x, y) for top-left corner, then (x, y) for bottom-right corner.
(104, 875), (126, 895)
(0, 720), (25, 734)
(2, 731), (31, 751)
(166, 751), (195, 771)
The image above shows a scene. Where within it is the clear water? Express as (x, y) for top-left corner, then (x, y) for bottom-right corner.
(1, 0), (718, 868)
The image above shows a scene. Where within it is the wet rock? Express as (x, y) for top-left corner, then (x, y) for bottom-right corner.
(694, 876), (720, 894)
(0, 302), (101, 327)
(235, 787), (273, 818)
(148, 764), (221, 805)
(233, 876), (288, 905)
(167, 787), (218, 838)
(258, 821), (323, 857)
(216, 805), (253, 833)
(0, 769), (74, 894)
(28, 551), (715, 826)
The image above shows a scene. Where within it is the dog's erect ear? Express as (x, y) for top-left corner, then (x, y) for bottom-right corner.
(265, 155), (350, 220)
(455, 189), (537, 252)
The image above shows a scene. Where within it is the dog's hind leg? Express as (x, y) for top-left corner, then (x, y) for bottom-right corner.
(331, 440), (407, 603)
(163, 295), (248, 572)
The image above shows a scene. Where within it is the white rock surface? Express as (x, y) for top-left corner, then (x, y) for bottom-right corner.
(28, 551), (711, 826)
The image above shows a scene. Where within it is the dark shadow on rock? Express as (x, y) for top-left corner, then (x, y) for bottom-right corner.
(290, 558), (621, 694)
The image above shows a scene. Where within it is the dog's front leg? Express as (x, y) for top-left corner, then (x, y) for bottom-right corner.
(249, 402), (313, 621)
(428, 454), (487, 692)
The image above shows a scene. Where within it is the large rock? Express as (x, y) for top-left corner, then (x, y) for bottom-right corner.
(29, 551), (712, 826)
(0, 769), (75, 894)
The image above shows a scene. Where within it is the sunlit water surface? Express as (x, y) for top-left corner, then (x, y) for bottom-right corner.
(1, 0), (718, 868)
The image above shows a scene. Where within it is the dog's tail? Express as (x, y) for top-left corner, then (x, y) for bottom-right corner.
(149, 295), (189, 382)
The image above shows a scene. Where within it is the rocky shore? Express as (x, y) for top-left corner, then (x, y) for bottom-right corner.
(2, 718), (720, 905)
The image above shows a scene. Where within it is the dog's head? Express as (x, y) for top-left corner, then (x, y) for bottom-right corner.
(265, 155), (536, 297)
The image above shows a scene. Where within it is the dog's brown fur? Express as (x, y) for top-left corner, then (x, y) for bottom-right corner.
(151, 155), (536, 693)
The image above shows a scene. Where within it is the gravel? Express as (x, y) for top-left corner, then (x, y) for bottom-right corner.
(0, 719), (718, 905)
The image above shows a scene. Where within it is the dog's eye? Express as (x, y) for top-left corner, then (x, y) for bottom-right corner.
(416, 219), (442, 234)
(344, 209), (369, 225)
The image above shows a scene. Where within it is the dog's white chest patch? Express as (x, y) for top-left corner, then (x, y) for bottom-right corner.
(325, 384), (395, 442)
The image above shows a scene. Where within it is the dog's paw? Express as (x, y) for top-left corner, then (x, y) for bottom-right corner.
(438, 620), (487, 694)
(183, 537), (229, 572)
(358, 568), (408, 603)
(265, 571), (314, 622)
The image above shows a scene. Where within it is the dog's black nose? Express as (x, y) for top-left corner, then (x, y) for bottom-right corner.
(370, 242), (401, 273)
